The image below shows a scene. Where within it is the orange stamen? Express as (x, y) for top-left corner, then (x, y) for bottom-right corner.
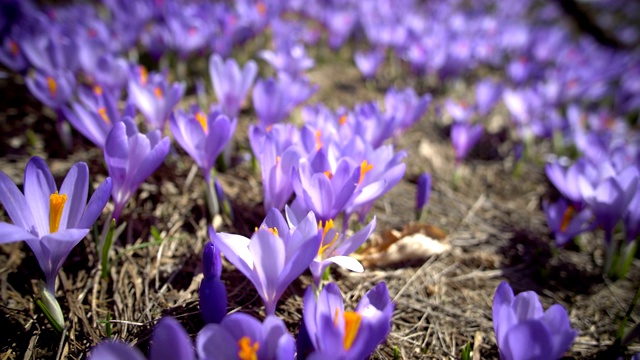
(237, 336), (259, 360)
(139, 66), (148, 85)
(195, 111), (208, 133)
(338, 114), (347, 126)
(9, 40), (19, 57)
(342, 311), (362, 350)
(46, 76), (57, 97)
(93, 85), (103, 96)
(49, 191), (67, 234)
(315, 130), (323, 150)
(324, 171), (333, 180)
(560, 206), (575, 232)
(154, 87), (163, 99)
(256, 2), (267, 16)
(97, 107), (111, 124)
(317, 220), (339, 257)
(358, 160), (373, 185)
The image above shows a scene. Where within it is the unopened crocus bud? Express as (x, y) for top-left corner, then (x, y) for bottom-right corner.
(39, 281), (64, 332)
(199, 237), (227, 324)
(416, 172), (432, 214)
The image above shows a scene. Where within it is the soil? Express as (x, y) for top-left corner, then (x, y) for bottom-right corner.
(1, 40), (639, 360)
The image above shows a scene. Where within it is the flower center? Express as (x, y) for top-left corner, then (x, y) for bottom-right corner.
(49, 191), (67, 233)
(317, 220), (339, 257)
(9, 40), (19, 57)
(358, 160), (373, 185)
(46, 76), (57, 97)
(338, 114), (347, 126)
(315, 130), (323, 150)
(195, 111), (208, 133)
(333, 309), (362, 350)
(139, 66), (148, 85)
(154, 87), (163, 99)
(256, 1), (266, 16)
(237, 336), (259, 360)
(98, 107), (111, 124)
(560, 205), (575, 232)
(93, 85), (103, 96)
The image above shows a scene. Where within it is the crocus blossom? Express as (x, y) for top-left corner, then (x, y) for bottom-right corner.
(197, 312), (295, 360)
(299, 282), (394, 359)
(493, 281), (577, 360)
(128, 66), (186, 131)
(170, 105), (237, 181)
(104, 118), (171, 220)
(451, 121), (484, 164)
(0, 156), (112, 292)
(199, 239), (227, 325)
(209, 54), (258, 118)
(88, 317), (195, 360)
(210, 208), (321, 315)
(543, 198), (594, 247)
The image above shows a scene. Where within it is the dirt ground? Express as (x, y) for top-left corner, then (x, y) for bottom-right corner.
(1, 43), (639, 359)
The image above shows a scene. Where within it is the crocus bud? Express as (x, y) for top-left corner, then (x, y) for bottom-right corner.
(39, 281), (64, 332)
(416, 172), (432, 214)
(199, 238), (227, 324)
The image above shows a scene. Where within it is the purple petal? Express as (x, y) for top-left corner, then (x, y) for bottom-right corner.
(88, 340), (146, 360)
(150, 317), (195, 360)
(78, 177), (112, 229)
(502, 320), (553, 360)
(59, 162), (89, 230)
(196, 323), (238, 360)
(24, 156), (56, 236)
(0, 170), (35, 231)
(130, 137), (170, 189)
(512, 291), (544, 321)
(540, 304), (577, 359)
(249, 229), (286, 312)
(0, 222), (38, 243)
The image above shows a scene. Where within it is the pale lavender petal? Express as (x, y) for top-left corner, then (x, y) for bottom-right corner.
(150, 317), (195, 360)
(328, 256), (363, 272)
(249, 230), (286, 309)
(59, 162), (89, 230)
(512, 291), (544, 321)
(502, 320), (552, 360)
(130, 137), (170, 189)
(24, 156), (56, 236)
(196, 323), (238, 360)
(540, 304), (577, 359)
(78, 177), (112, 229)
(0, 170), (35, 231)
(0, 222), (38, 243)
(88, 340), (146, 360)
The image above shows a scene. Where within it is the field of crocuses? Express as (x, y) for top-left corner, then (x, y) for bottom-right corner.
(1, 0), (640, 359)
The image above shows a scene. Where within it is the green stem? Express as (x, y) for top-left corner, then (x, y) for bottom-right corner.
(101, 219), (116, 280)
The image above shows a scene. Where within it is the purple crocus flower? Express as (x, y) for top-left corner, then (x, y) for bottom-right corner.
(310, 217), (376, 286)
(451, 121), (484, 164)
(493, 281), (577, 360)
(354, 49), (384, 80)
(104, 118), (171, 220)
(445, 99), (474, 123)
(0, 157), (112, 293)
(383, 87), (432, 134)
(300, 282), (394, 359)
(543, 198), (594, 247)
(210, 208), (321, 315)
(293, 155), (361, 222)
(577, 166), (639, 242)
(0, 32), (28, 72)
(259, 42), (314, 76)
(170, 105), (237, 181)
(199, 239), (227, 325)
(25, 69), (75, 109)
(63, 85), (123, 149)
(475, 79), (502, 116)
(197, 312), (295, 360)
(545, 159), (598, 207)
(209, 54), (258, 118)
(88, 317), (195, 360)
(252, 76), (294, 126)
(416, 172), (432, 213)
(127, 66), (186, 131)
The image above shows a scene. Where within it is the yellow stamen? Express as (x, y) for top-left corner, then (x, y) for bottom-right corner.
(338, 114), (347, 126)
(276, 156), (281, 165)
(154, 87), (163, 99)
(46, 76), (57, 97)
(49, 191), (67, 234)
(268, 227), (279, 237)
(266, 124), (273, 132)
(332, 308), (363, 350)
(315, 130), (323, 150)
(9, 40), (19, 57)
(237, 336), (259, 360)
(195, 111), (208, 133)
(139, 66), (148, 85)
(256, 1), (266, 16)
(93, 85), (103, 96)
(358, 160), (373, 185)
(324, 171), (333, 180)
(317, 220), (339, 257)
(560, 206), (575, 232)
(97, 107), (111, 124)
(342, 311), (362, 350)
